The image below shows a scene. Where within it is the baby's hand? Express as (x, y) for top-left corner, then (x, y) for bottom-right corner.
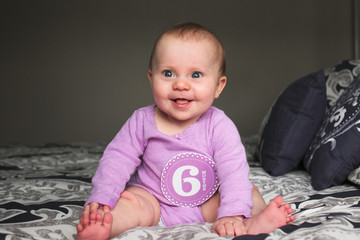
(212, 216), (246, 236)
(87, 202), (111, 214)
(81, 202), (111, 221)
(77, 202), (111, 233)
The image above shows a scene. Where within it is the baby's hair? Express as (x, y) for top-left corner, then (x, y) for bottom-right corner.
(149, 22), (226, 76)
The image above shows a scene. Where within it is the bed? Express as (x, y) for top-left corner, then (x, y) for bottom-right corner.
(1, 60), (360, 240)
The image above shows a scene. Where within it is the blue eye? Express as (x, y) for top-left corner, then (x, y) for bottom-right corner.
(192, 72), (202, 78)
(163, 70), (174, 77)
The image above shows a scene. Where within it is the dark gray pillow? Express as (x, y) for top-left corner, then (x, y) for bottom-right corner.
(259, 70), (326, 176)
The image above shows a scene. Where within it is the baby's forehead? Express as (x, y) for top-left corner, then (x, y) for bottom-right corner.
(163, 32), (218, 46)
(158, 34), (222, 55)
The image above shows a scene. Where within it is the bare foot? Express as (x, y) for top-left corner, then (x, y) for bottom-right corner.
(244, 196), (295, 235)
(77, 212), (113, 240)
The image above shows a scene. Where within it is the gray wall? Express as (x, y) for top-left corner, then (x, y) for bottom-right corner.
(1, 0), (357, 144)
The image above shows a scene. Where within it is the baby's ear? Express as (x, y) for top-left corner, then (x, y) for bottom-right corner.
(147, 69), (153, 83)
(215, 76), (227, 99)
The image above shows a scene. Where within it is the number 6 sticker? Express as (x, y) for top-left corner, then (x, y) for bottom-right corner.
(161, 152), (219, 207)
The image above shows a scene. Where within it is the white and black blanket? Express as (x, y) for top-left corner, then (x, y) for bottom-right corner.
(0, 139), (359, 240)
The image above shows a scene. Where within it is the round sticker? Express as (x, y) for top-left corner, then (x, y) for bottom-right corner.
(161, 152), (219, 207)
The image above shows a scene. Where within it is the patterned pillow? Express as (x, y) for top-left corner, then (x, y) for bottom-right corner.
(348, 166), (360, 185)
(304, 76), (360, 190)
(324, 60), (360, 109)
(258, 70), (326, 176)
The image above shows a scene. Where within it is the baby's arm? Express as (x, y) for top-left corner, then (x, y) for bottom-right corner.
(210, 112), (253, 236)
(212, 215), (246, 236)
(85, 110), (145, 209)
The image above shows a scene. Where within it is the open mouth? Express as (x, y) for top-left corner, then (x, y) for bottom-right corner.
(172, 98), (192, 104)
(171, 98), (193, 108)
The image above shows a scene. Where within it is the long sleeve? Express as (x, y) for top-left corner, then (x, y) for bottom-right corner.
(211, 112), (253, 219)
(85, 110), (146, 209)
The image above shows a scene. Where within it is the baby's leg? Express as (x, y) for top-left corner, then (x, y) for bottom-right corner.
(250, 184), (266, 216)
(77, 186), (161, 240)
(109, 186), (161, 237)
(244, 195), (295, 235)
(201, 184), (266, 222)
(204, 184), (294, 236)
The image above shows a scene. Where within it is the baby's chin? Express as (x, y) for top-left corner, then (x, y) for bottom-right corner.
(169, 112), (203, 124)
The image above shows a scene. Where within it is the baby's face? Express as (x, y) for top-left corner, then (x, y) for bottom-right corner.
(148, 35), (226, 126)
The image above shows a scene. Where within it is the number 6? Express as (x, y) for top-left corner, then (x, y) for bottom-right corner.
(172, 165), (201, 197)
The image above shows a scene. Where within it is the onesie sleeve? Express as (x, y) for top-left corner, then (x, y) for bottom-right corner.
(211, 111), (253, 219)
(85, 110), (145, 210)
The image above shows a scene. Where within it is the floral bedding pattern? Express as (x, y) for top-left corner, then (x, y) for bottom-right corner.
(0, 138), (359, 240)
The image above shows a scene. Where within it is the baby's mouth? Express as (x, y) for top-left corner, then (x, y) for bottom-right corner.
(171, 98), (193, 108)
(172, 98), (192, 104)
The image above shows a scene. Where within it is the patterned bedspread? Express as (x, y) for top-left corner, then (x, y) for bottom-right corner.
(0, 138), (359, 240)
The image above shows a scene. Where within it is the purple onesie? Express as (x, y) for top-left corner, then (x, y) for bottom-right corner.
(86, 105), (253, 226)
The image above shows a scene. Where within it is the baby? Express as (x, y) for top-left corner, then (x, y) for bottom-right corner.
(77, 22), (295, 239)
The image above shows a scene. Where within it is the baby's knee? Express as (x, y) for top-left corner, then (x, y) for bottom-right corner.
(119, 190), (141, 205)
(252, 184), (259, 192)
(116, 188), (160, 226)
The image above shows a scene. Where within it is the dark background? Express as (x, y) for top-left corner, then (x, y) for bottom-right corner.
(1, 0), (358, 144)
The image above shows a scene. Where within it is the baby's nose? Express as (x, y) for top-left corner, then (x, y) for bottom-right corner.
(172, 78), (191, 91)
